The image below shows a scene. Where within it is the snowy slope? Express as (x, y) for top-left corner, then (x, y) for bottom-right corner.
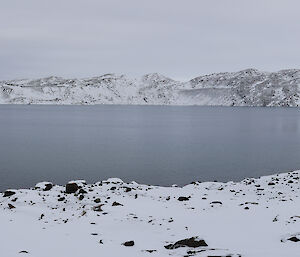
(1, 171), (300, 257)
(1, 69), (300, 106)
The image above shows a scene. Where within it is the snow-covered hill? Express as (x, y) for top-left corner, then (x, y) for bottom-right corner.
(1, 69), (300, 106)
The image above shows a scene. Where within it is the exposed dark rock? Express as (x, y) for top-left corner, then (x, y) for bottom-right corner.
(94, 198), (101, 203)
(65, 183), (78, 194)
(93, 205), (103, 212)
(178, 196), (190, 201)
(78, 195), (84, 201)
(210, 201), (222, 205)
(245, 202), (258, 205)
(145, 250), (157, 253)
(8, 203), (15, 209)
(44, 183), (53, 191)
(58, 197), (65, 201)
(3, 191), (16, 197)
(19, 251), (29, 254)
(288, 236), (300, 242)
(112, 201), (123, 206)
(79, 189), (87, 194)
(123, 240), (135, 246)
(164, 237), (208, 249)
(124, 187), (132, 192)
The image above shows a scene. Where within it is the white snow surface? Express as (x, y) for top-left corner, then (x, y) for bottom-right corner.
(1, 69), (300, 106)
(1, 171), (300, 257)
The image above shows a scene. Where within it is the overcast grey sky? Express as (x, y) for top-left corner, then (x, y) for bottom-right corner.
(1, 0), (299, 81)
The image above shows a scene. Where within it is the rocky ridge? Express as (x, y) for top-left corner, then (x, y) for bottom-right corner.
(1, 69), (300, 106)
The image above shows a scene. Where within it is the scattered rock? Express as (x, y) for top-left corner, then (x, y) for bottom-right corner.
(112, 201), (123, 206)
(123, 240), (135, 246)
(35, 182), (53, 191)
(124, 187), (132, 192)
(145, 249), (157, 253)
(93, 205), (103, 212)
(8, 203), (15, 209)
(164, 237), (208, 249)
(3, 190), (16, 197)
(288, 236), (300, 242)
(78, 189), (87, 194)
(210, 201), (223, 205)
(178, 196), (190, 201)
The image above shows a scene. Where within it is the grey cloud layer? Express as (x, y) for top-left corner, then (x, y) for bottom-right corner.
(1, 0), (299, 80)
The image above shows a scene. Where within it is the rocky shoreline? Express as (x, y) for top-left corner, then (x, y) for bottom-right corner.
(1, 171), (300, 257)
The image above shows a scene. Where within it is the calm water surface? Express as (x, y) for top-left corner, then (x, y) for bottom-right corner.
(1, 105), (300, 190)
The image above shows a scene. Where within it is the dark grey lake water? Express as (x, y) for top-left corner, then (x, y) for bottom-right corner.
(1, 105), (300, 191)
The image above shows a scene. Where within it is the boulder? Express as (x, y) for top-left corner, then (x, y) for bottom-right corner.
(65, 183), (79, 193)
(78, 188), (87, 194)
(3, 190), (16, 197)
(44, 183), (53, 191)
(178, 196), (190, 201)
(123, 241), (134, 247)
(35, 182), (53, 191)
(94, 198), (101, 203)
(210, 201), (223, 205)
(288, 236), (300, 242)
(112, 201), (123, 206)
(8, 203), (15, 209)
(164, 237), (208, 249)
(93, 205), (103, 212)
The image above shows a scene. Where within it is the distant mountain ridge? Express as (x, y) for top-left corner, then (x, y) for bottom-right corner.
(1, 69), (300, 106)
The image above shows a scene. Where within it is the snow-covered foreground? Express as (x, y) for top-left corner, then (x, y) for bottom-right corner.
(1, 171), (300, 257)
